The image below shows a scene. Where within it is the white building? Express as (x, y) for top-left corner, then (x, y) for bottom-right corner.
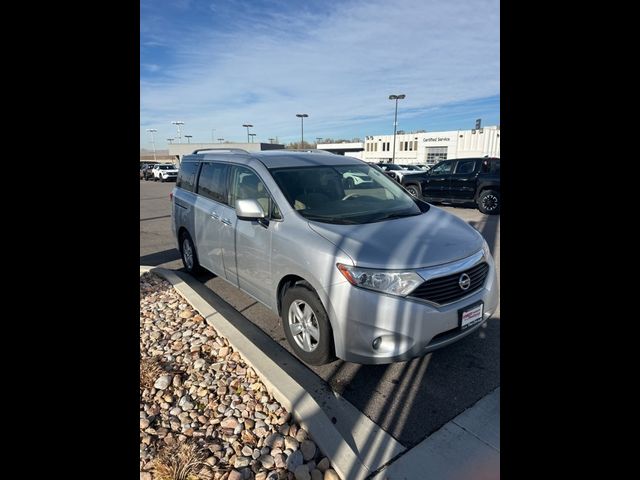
(318, 126), (500, 164)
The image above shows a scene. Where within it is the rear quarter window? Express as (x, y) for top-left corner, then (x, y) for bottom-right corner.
(176, 161), (200, 192)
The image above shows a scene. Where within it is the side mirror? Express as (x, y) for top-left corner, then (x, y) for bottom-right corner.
(236, 199), (265, 220)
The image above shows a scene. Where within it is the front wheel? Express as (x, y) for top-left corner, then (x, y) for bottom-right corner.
(282, 285), (335, 365)
(405, 184), (421, 197)
(477, 190), (500, 215)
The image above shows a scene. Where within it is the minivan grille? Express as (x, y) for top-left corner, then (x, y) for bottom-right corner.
(409, 262), (489, 305)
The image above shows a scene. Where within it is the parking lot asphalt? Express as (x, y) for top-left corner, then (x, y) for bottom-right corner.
(140, 179), (500, 449)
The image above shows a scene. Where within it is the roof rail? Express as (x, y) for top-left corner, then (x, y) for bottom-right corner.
(191, 148), (251, 154)
(283, 149), (336, 154)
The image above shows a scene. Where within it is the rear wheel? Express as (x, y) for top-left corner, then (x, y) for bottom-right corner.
(282, 285), (335, 365)
(477, 190), (500, 214)
(179, 231), (202, 274)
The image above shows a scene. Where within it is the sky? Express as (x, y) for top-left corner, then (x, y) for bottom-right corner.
(140, 0), (499, 149)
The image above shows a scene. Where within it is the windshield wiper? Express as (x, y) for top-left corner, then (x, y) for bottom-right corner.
(375, 211), (422, 222)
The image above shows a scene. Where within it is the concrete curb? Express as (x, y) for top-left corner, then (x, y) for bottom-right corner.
(141, 266), (392, 480)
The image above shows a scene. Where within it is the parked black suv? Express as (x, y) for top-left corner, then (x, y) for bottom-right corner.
(402, 157), (500, 214)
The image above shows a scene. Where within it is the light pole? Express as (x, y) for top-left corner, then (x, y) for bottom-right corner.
(171, 121), (185, 143)
(316, 137), (322, 145)
(167, 138), (174, 144)
(268, 138), (275, 144)
(185, 135), (192, 144)
(217, 138), (224, 143)
(146, 128), (157, 162)
(296, 113), (308, 148)
(249, 133), (256, 143)
(388, 94), (405, 163)
(242, 124), (253, 143)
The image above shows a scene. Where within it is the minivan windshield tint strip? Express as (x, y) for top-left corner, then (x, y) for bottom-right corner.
(270, 164), (425, 224)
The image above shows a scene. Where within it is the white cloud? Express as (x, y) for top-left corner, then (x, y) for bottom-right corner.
(140, 0), (499, 146)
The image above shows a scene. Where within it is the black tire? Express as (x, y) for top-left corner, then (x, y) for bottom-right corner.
(281, 285), (335, 365)
(405, 183), (421, 198)
(161, 177), (165, 183)
(179, 231), (202, 274)
(477, 190), (500, 215)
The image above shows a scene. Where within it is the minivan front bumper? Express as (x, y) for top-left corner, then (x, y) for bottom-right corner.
(327, 256), (499, 364)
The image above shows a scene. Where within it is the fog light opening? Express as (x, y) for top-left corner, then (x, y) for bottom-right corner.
(372, 337), (382, 350)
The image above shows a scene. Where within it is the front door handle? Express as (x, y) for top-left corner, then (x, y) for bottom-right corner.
(221, 218), (232, 226)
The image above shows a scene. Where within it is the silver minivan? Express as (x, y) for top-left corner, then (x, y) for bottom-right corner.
(172, 149), (499, 365)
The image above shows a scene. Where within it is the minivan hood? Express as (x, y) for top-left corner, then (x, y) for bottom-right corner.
(307, 206), (483, 270)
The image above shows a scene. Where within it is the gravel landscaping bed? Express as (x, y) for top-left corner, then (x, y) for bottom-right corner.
(140, 272), (341, 480)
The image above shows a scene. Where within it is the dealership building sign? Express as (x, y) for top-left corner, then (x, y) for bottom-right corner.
(423, 137), (451, 142)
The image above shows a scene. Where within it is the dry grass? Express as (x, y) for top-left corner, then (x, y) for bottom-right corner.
(150, 442), (208, 480)
(140, 356), (168, 389)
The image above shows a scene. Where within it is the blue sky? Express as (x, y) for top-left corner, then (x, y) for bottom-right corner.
(140, 0), (499, 148)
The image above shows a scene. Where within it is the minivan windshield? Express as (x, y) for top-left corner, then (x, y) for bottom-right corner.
(270, 164), (426, 224)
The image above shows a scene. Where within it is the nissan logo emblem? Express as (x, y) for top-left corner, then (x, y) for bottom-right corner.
(458, 273), (471, 290)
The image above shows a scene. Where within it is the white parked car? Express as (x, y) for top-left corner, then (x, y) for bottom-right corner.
(152, 164), (179, 182)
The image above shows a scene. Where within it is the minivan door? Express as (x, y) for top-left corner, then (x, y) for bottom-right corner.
(225, 165), (278, 305)
(193, 162), (230, 277)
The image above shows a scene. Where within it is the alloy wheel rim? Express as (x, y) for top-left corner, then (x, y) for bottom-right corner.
(483, 195), (497, 211)
(183, 239), (194, 269)
(288, 300), (319, 352)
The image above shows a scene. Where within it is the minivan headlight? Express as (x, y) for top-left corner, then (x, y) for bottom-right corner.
(337, 264), (423, 296)
(482, 238), (492, 258)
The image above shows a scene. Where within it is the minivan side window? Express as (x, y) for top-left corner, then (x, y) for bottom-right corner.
(229, 166), (282, 220)
(455, 159), (476, 175)
(197, 162), (229, 204)
(176, 161), (200, 192)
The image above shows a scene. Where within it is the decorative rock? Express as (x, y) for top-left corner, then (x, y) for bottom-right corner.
(194, 358), (207, 370)
(284, 436), (299, 451)
(295, 429), (308, 443)
(241, 446), (253, 457)
(234, 457), (250, 468)
(154, 375), (172, 390)
(311, 469), (322, 480)
(294, 465), (311, 480)
(323, 469), (339, 480)
(221, 417), (239, 429)
(140, 418), (150, 429)
(264, 433), (283, 448)
(173, 375), (182, 387)
(140, 473), (152, 480)
(255, 473), (268, 480)
(317, 458), (330, 472)
(259, 454), (275, 469)
(301, 440), (316, 461)
(179, 309), (194, 319)
(286, 450), (304, 472)
(228, 470), (242, 480)
(274, 453), (287, 469)
(218, 346), (230, 356)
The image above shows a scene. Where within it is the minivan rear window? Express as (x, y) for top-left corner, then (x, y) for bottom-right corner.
(176, 161), (200, 192)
